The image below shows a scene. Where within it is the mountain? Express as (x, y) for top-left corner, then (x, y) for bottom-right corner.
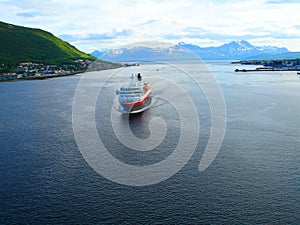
(92, 40), (290, 62)
(92, 45), (195, 62)
(184, 40), (288, 59)
(0, 21), (96, 64)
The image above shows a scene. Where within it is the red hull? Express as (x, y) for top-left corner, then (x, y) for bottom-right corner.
(120, 91), (152, 111)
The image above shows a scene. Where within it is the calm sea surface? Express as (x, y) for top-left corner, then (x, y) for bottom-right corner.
(0, 61), (299, 224)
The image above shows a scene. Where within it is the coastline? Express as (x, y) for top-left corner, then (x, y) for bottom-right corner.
(0, 71), (84, 82)
(0, 64), (123, 82)
(233, 59), (300, 73)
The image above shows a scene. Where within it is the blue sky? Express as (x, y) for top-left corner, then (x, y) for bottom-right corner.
(1, 0), (300, 52)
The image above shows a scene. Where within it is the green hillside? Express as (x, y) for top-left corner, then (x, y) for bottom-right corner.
(0, 21), (96, 64)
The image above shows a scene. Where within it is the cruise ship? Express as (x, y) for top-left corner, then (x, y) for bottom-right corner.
(116, 73), (152, 113)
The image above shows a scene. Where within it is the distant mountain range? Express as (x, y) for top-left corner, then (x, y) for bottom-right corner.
(0, 21), (96, 64)
(91, 40), (297, 62)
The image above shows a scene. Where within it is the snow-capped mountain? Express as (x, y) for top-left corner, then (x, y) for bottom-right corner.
(91, 40), (289, 62)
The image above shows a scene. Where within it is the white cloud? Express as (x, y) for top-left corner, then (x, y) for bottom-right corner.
(1, 0), (300, 51)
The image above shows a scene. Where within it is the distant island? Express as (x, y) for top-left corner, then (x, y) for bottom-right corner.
(0, 21), (121, 81)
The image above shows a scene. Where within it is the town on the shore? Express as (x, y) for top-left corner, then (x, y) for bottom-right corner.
(0, 59), (94, 80)
(0, 60), (139, 81)
(233, 59), (300, 72)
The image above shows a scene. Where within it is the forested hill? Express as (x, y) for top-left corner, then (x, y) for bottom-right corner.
(0, 21), (96, 64)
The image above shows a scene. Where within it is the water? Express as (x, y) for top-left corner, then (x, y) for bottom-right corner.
(0, 61), (299, 224)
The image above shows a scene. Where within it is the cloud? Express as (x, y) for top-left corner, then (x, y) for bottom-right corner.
(163, 26), (270, 42)
(17, 11), (41, 18)
(139, 19), (159, 26)
(60, 29), (133, 42)
(163, 34), (184, 40)
(265, 0), (299, 4)
(1, 0), (300, 51)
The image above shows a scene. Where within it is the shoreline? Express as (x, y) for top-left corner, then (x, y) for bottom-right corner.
(0, 71), (82, 82)
(0, 66), (123, 82)
(0, 59), (123, 82)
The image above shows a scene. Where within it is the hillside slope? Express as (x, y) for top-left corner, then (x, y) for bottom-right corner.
(0, 21), (96, 64)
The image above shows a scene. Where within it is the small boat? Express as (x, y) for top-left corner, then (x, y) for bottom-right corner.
(116, 73), (152, 113)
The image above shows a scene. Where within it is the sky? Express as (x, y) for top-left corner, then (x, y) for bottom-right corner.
(1, 0), (300, 53)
